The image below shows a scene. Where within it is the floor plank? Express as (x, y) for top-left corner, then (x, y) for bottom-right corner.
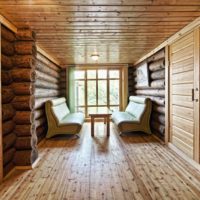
(0, 123), (200, 200)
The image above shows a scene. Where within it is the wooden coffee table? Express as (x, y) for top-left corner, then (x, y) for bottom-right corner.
(89, 107), (112, 137)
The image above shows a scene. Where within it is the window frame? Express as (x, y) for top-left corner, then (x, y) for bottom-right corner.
(74, 66), (123, 118)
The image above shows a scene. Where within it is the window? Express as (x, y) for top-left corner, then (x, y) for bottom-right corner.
(74, 68), (121, 117)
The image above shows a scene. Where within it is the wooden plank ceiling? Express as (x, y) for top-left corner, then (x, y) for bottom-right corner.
(0, 0), (200, 66)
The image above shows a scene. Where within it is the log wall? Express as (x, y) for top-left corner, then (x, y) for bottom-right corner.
(1, 25), (16, 176)
(35, 52), (61, 144)
(128, 65), (134, 97)
(60, 68), (66, 98)
(12, 28), (38, 166)
(133, 49), (165, 140)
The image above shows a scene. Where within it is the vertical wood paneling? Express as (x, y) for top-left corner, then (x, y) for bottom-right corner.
(170, 31), (195, 159)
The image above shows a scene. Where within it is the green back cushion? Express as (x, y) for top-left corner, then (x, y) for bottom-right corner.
(125, 101), (146, 120)
(51, 102), (70, 122)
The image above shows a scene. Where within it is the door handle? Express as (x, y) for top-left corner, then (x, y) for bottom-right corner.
(192, 89), (194, 101)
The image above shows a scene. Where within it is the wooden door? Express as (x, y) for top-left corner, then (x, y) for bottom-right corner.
(169, 30), (200, 162)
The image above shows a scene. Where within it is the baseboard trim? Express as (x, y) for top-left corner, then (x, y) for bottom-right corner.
(3, 168), (16, 180)
(168, 143), (200, 171)
(152, 133), (165, 145)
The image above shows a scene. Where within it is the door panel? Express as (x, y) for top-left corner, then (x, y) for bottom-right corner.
(170, 31), (195, 159)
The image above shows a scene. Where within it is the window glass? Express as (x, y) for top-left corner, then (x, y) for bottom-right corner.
(98, 80), (107, 105)
(110, 80), (120, 105)
(109, 70), (119, 78)
(98, 70), (107, 79)
(87, 70), (96, 79)
(75, 70), (85, 79)
(75, 81), (85, 106)
(87, 80), (96, 105)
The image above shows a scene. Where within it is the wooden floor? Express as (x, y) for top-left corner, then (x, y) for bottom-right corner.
(1, 123), (200, 200)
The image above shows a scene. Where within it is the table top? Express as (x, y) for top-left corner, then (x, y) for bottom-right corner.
(88, 107), (112, 116)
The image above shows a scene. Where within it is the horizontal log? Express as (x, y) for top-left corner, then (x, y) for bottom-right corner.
(139, 96), (165, 106)
(1, 71), (13, 86)
(34, 109), (45, 120)
(36, 60), (60, 78)
(34, 97), (56, 109)
(1, 25), (16, 42)
(14, 149), (38, 166)
(3, 162), (14, 177)
(60, 89), (66, 96)
(35, 70), (59, 84)
(15, 41), (36, 55)
(13, 55), (36, 68)
(11, 69), (36, 82)
(150, 79), (165, 88)
(12, 95), (35, 111)
(14, 124), (35, 137)
(152, 105), (165, 114)
(1, 38), (15, 56)
(35, 88), (60, 98)
(35, 117), (46, 129)
(151, 121), (165, 135)
(2, 104), (15, 122)
(31, 134), (38, 149)
(149, 59), (165, 72)
(36, 52), (60, 72)
(152, 129), (165, 139)
(12, 82), (34, 95)
(148, 49), (165, 62)
(2, 86), (15, 104)
(35, 79), (60, 90)
(36, 126), (46, 137)
(135, 89), (165, 97)
(15, 136), (37, 150)
(3, 133), (16, 152)
(2, 120), (15, 136)
(3, 148), (15, 166)
(60, 82), (66, 89)
(17, 29), (36, 41)
(37, 133), (46, 144)
(60, 72), (66, 78)
(60, 76), (66, 82)
(151, 69), (165, 80)
(151, 112), (165, 125)
(14, 111), (34, 125)
(1, 54), (13, 70)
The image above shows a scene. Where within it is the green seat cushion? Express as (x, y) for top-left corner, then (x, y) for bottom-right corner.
(59, 113), (85, 126)
(112, 112), (139, 126)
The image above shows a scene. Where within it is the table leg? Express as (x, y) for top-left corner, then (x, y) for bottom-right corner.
(107, 116), (110, 137)
(91, 117), (94, 137)
(104, 117), (106, 124)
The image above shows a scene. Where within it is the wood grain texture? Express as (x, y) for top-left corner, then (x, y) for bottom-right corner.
(0, 1), (200, 65)
(170, 31), (195, 159)
(1, 123), (200, 199)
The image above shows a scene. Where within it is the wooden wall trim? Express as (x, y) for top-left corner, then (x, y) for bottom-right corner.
(37, 45), (60, 67)
(0, 23), (3, 183)
(164, 46), (170, 144)
(134, 16), (200, 66)
(0, 15), (17, 33)
(194, 28), (200, 163)
(168, 143), (200, 172)
(0, 14), (60, 67)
